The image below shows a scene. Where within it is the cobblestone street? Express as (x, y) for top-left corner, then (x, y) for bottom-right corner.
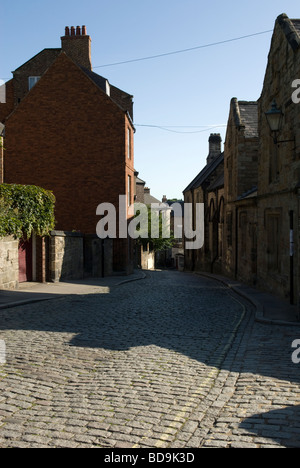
(0, 270), (299, 448)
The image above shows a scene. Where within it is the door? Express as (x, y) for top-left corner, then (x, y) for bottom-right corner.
(18, 238), (33, 283)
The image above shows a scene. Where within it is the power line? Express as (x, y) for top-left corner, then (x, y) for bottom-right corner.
(0, 29), (273, 80)
(134, 124), (227, 134)
(94, 30), (273, 68)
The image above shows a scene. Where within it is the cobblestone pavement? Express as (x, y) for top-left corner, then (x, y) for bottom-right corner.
(0, 270), (299, 448)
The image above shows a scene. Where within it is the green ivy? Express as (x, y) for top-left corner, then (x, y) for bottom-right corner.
(0, 184), (56, 239)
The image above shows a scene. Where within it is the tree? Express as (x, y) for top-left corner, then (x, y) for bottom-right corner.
(135, 204), (175, 252)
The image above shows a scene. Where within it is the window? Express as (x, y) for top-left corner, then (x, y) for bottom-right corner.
(226, 212), (233, 247)
(128, 175), (132, 207)
(28, 76), (41, 91)
(267, 214), (280, 272)
(240, 212), (248, 259)
(127, 128), (131, 159)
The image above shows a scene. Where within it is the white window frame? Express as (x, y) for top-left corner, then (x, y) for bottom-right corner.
(28, 76), (41, 91)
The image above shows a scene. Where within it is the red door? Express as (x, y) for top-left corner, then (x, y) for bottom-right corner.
(18, 239), (33, 283)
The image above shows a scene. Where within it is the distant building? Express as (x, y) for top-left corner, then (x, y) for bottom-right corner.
(183, 134), (224, 272)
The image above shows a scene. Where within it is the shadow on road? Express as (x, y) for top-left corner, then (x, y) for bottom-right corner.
(0, 269), (299, 447)
(240, 405), (300, 448)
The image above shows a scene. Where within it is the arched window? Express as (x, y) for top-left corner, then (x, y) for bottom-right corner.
(209, 199), (215, 222)
(218, 197), (225, 224)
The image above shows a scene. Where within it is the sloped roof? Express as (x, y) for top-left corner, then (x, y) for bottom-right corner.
(231, 98), (258, 138)
(81, 67), (133, 119)
(183, 152), (224, 193)
(291, 19), (300, 36)
(136, 177), (146, 185)
(13, 48), (62, 72)
(13, 48), (134, 119)
(144, 192), (161, 205)
(238, 102), (258, 138)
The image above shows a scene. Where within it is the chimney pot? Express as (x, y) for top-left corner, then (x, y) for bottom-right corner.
(61, 24), (92, 70)
(65, 26), (70, 36)
(207, 133), (222, 165)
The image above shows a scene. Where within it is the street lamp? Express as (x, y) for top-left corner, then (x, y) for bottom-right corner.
(265, 100), (295, 146)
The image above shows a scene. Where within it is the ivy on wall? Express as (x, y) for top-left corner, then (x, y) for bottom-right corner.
(0, 184), (56, 239)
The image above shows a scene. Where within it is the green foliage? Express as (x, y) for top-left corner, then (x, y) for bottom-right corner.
(0, 184), (56, 239)
(136, 205), (175, 252)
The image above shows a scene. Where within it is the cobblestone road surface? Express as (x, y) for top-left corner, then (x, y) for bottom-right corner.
(0, 270), (299, 448)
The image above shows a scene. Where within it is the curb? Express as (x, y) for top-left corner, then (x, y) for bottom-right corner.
(0, 297), (57, 310)
(114, 271), (147, 287)
(0, 272), (147, 311)
(194, 271), (300, 327)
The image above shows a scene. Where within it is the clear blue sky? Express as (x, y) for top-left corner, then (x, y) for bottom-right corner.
(1, 0), (299, 199)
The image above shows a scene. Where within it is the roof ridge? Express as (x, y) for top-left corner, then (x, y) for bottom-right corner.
(277, 13), (300, 51)
(183, 152), (224, 193)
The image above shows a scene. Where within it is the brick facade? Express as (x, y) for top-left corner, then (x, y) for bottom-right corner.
(0, 26), (136, 276)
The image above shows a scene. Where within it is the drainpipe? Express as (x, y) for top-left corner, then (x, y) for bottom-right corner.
(289, 210), (294, 305)
(191, 189), (195, 271)
(298, 190), (300, 320)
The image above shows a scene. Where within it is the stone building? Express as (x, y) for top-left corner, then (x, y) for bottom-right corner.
(256, 13), (300, 304)
(223, 99), (259, 284)
(183, 13), (300, 311)
(183, 134), (224, 272)
(0, 26), (136, 280)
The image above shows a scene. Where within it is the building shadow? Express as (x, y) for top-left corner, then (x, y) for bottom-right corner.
(239, 405), (300, 448)
(0, 269), (299, 447)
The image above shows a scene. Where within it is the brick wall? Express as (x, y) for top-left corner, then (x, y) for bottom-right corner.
(4, 53), (135, 237)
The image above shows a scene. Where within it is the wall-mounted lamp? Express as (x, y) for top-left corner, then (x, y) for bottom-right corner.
(265, 100), (295, 146)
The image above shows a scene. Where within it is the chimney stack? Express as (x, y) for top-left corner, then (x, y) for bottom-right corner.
(207, 133), (222, 165)
(61, 25), (92, 70)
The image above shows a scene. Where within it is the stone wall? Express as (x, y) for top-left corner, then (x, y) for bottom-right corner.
(257, 14), (300, 303)
(49, 231), (113, 282)
(49, 231), (84, 282)
(0, 236), (19, 290)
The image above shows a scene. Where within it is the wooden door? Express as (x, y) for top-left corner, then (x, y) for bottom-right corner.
(18, 238), (33, 283)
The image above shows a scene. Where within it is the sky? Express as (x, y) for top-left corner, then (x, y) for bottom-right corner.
(1, 0), (300, 200)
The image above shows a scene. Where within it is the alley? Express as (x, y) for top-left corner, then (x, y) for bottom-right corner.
(0, 270), (299, 448)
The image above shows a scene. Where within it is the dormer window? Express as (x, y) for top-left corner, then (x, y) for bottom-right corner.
(28, 76), (41, 91)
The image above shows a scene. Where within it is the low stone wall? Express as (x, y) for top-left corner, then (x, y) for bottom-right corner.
(49, 231), (84, 282)
(49, 231), (113, 282)
(0, 236), (19, 290)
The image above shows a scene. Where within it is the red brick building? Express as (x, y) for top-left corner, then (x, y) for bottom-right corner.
(0, 26), (135, 276)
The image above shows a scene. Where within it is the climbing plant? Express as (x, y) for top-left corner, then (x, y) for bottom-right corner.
(0, 184), (56, 239)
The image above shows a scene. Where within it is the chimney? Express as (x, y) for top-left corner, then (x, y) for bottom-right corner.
(207, 133), (222, 165)
(61, 25), (92, 70)
(162, 195), (167, 203)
